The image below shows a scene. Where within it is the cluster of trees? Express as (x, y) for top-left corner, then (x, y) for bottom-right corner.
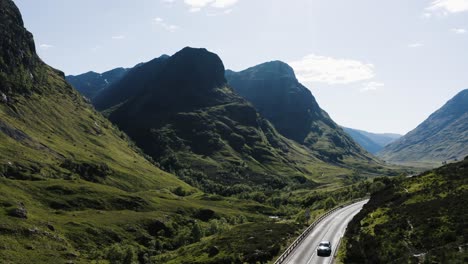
(96, 213), (249, 264)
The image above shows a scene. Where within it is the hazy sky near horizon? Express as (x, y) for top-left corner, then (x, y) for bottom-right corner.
(14, 0), (468, 135)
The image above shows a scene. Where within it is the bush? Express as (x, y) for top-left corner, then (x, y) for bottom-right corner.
(323, 197), (337, 209)
(105, 243), (138, 264)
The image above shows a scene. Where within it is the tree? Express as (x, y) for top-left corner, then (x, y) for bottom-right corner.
(105, 243), (138, 264)
(323, 197), (337, 209)
(191, 222), (204, 242)
(370, 181), (386, 194)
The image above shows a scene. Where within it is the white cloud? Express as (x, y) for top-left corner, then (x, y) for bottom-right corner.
(184, 0), (238, 11)
(451, 28), (467, 34)
(152, 17), (180, 32)
(289, 54), (375, 85)
(408, 43), (423, 48)
(427, 0), (468, 14)
(39, 44), (54, 49)
(189, 7), (202, 12)
(211, 0), (238, 8)
(184, 0), (212, 8)
(111, 35), (125, 40)
(360, 82), (384, 92)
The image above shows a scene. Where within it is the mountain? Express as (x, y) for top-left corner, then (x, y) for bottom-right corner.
(98, 47), (347, 193)
(66, 67), (128, 99)
(0, 0), (186, 192)
(378, 89), (468, 166)
(342, 127), (401, 154)
(342, 156), (468, 263)
(225, 61), (376, 165)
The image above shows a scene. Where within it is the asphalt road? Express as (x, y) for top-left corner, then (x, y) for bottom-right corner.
(283, 200), (368, 264)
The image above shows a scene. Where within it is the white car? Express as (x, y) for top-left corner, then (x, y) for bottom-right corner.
(317, 241), (332, 256)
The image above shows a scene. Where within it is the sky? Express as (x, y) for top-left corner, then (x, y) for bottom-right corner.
(13, 0), (468, 135)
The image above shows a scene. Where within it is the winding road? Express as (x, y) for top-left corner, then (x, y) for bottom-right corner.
(282, 200), (368, 264)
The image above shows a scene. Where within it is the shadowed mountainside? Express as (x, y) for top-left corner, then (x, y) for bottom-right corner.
(225, 61), (382, 168)
(100, 47), (350, 193)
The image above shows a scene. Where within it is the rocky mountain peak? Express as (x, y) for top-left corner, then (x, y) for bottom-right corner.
(228, 60), (297, 81)
(159, 47), (226, 91)
(0, 0), (38, 73)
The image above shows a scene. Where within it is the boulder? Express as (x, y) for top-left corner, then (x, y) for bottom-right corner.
(8, 204), (27, 219)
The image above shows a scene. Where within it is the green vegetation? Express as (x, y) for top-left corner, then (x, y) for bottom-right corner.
(341, 157), (468, 263)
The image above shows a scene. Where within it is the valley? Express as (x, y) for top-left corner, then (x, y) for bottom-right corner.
(1, 0), (467, 263)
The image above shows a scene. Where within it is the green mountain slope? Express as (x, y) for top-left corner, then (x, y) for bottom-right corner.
(225, 61), (386, 171)
(0, 0), (185, 193)
(101, 47), (350, 193)
(342, 127), (401, 154)
(66, 67), (128, 100)
(342, 156), (468, 263)
(378, 89), (468, 167)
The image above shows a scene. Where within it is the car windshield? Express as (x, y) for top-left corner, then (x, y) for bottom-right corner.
(319, 242), (330, 247)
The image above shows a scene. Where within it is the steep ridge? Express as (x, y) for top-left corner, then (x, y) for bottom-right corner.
(343, 156), (468, 263)
(103, 47), (336, 193)
(0, 0), (185, 192)
(66, 67), (128, 99)
(225, 61), (377, 165)
(342, 127), (401, 154)
(378, 89), (468, 166)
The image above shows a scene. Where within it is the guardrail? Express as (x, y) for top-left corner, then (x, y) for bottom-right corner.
(274, 198), (368, 264)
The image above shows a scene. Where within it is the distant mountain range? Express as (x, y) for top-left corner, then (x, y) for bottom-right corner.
(342, 127), (401, 154)
(69, 58), (395, 177)
(378, 89), (468, 166)
(66, 67), (129, 99)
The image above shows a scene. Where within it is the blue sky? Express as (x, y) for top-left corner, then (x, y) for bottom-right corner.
(14, 0), (468, 134)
